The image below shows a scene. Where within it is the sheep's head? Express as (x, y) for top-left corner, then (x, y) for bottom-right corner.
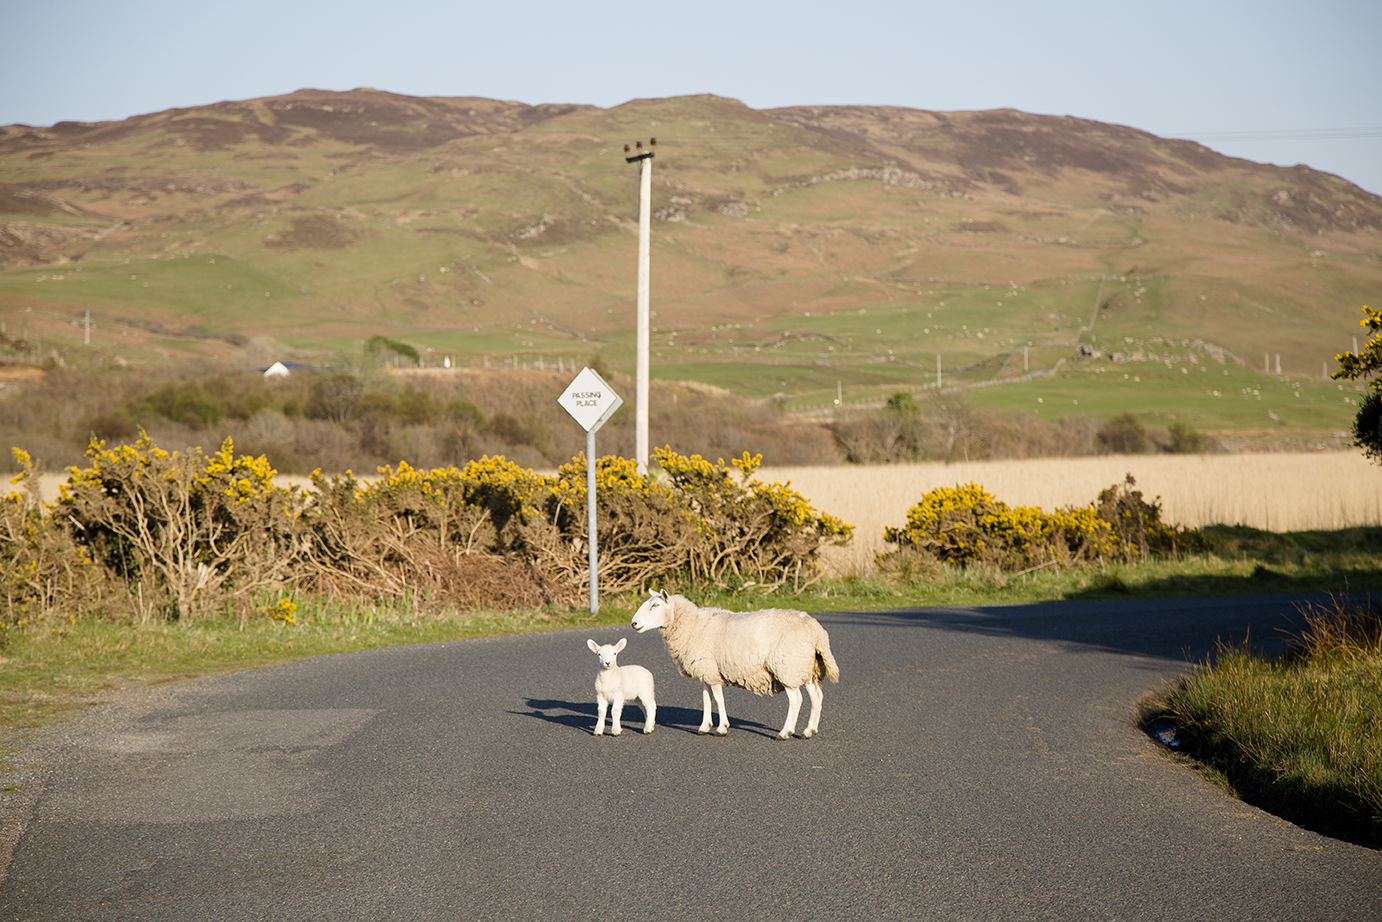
(631, 589), (672, 633)
(588, 636), (626, 668)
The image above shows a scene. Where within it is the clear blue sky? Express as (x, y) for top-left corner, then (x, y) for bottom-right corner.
(3, 0), (1380, 194)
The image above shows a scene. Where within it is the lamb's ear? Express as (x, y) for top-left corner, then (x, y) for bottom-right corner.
(614, 637), (627, 652)
(587, 639), (600, 653)
(648, 588), (660, 600)
(659, 589), (670, 602)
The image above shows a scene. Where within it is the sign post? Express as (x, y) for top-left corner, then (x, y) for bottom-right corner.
(557, 367), (624, 614)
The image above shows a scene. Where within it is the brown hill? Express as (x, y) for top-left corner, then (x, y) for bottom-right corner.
(1, 89), (1378, 415)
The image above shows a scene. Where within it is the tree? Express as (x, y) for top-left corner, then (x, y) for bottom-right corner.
(1167, 421), (1215, 454)
(1332, 305), (1382, 462)
(365, 335), (420, 367)
(1098, 413), (1151, 455)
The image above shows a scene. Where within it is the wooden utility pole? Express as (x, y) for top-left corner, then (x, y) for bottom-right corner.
(625, 139), (656, 474)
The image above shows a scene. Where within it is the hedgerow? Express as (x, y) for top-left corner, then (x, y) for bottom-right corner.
(5, 436), (853, 624)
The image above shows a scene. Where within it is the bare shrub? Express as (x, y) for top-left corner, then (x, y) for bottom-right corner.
(1099, 413), (1152, 454)
(651, 448), (853, 591)
(830, 393), (1103, 463)
(1166, 421), (1219, 454)
(1094, 474), (1209, 560)
(0, 449), (116, 625)
(298, 459), (569, 609)
(983, 413), (1101, 458)
(59, 435), (303, 620)
(1, 361), (843, 475)
(536, 455), (700, 593)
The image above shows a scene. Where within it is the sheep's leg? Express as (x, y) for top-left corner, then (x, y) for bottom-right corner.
(594, 694), (608, 736)
(711, 684), (729, 736)
(803, 681), (824, 739)
(698, 687), (714, 735)
(642, 694), (656, 734)
(610, 694), (625, 736)
(778, 686), (803, 740)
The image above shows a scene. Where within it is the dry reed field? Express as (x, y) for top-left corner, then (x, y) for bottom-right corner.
(761, 453), (1382, 576)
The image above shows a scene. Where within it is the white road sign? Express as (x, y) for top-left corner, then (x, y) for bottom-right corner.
(558, 367), (623, 433)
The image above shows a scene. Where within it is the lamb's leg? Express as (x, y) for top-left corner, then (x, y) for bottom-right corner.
(698, 686), (714, 735)
(711, 684), (729, 736)
(642, 694), (656, 734)
(610, 694), (625, 736)
(778, 686), (803, 740)
(803, 681), (824, 738)
(594, 694), (608, 736)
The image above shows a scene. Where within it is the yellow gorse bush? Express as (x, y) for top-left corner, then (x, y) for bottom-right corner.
(59, 433), (302, 621)
(10, 436), (856, 621)
(1, 450), (109, 629)
(884, 476), (1198, 571)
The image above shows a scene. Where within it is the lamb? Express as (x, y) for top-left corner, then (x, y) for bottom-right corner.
(586, 637), (656, 736)
(631, 589), (840, 740)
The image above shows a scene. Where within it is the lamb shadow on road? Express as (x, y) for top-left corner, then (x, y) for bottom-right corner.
(516, 699), (778, 737)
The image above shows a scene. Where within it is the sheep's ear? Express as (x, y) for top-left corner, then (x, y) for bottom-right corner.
(614, 637), (627, 652)
(659, 589), (670, 602)
(648, 588), (660, 599)
(587, 639), (599, 653)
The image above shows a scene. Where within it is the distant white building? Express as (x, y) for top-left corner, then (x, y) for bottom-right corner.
(263, 361), (291, 379)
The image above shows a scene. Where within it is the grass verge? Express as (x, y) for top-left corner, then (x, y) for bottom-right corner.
(1142, 599), (1382, 850)
(0, 600), (634, 736)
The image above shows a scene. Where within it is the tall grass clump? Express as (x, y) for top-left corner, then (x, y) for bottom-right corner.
(1149, 600), (1382, 848)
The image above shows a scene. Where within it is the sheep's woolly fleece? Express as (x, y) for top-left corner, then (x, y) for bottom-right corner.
(651, 594), (839, 694)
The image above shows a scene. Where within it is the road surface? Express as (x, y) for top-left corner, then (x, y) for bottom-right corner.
(2, 594), (1379, 921)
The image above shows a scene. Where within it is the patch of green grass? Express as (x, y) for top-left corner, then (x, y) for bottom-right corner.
(968, 357), (1361, 432)
(0, 257), (304, 325)
(1144, 599), (1382, 849)
(0, 598), (634, 734)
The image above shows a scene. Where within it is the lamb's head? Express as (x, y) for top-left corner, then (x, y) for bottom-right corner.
(631, 589), (672, 634)
(587, 636), (627, 668)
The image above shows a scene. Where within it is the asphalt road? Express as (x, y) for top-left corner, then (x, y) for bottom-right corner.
(2, 593), (1380, 921)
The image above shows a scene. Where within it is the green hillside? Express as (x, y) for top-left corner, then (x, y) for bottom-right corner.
(2, 89), (1379, 439)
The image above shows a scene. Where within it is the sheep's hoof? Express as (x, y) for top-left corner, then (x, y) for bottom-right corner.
(643, 726), (655, 734)
(802, 729), (816, 739)
(775, 731), (793, 741)
(610, 728), (622, 736)
(697, 727), (711, 735)
(715, 727), (729, 737)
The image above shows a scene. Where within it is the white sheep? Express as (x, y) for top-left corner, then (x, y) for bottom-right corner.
(586, 637), (656, 736)
(631, 589), (840, 740)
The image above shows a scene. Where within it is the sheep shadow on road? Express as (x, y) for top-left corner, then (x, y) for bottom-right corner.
(516, 698), (778, 737)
